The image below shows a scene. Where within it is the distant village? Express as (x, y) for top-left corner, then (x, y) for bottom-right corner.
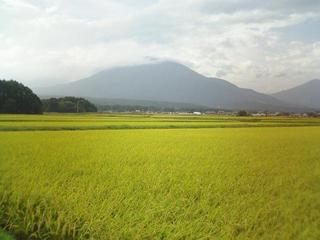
(101, 108), (320, 117)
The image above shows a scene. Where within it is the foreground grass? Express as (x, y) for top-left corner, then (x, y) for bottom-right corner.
(0, 127), (319, 239)
(0, 229), (13, 240)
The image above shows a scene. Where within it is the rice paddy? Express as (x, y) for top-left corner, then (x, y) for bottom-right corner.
(0, 114), (319, 239)
(0, 114), (320, 131)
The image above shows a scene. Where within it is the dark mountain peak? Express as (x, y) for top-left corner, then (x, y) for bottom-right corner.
(151, 60), (187, 68)
(93, 61), (238, 89)
(38, 61), (309, 112)
(92, 61), (203, 80)
(275, 79), (320, 92)
(272, 79), (320, 109)
(292, 79), (320, 89)
(95, 61), (184, 72)
(305, 79), (320, 86)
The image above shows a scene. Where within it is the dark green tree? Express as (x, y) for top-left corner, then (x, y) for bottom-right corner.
(0, 80), (42, 114)
(237, 110), (249, 116)
(42, 97), (97, 113)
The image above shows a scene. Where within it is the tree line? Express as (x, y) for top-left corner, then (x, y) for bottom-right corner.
(0, 80), (97, 114)
(42, 97), (97, 113)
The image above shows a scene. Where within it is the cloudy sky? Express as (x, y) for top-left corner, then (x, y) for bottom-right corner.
(1, 0), (320, 93)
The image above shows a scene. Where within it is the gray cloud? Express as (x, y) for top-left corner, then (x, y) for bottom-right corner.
(202, 0), (320, 14)
(0, 0), (319, 92)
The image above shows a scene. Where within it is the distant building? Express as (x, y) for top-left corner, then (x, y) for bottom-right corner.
(269, 112), (281, 116)
(205, 111), (216, 114)
(252, 113), (266, 117)
(193, 112), (202, 115)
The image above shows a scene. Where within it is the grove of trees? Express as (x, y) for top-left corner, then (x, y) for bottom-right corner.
(42, 97), (97, 113)
(0, 80), (43, 114)
(237, 110), (249, 116)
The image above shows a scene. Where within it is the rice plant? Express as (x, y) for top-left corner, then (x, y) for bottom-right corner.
(0, 115), (319, 239)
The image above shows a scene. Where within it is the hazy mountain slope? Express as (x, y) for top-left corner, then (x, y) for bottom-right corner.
(86, 97), (208, 109)
(38, 61), (305, 112)
(272, 79), (320, 109)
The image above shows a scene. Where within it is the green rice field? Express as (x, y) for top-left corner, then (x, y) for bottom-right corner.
(1, 114), (320, 131)
(0, 114), (319, 239)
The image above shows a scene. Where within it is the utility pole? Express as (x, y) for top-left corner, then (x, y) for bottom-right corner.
(76, 100), (79, 113)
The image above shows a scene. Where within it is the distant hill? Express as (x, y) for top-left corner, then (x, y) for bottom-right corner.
(272, 80), (320, 110)
(37, 61), (307, 112)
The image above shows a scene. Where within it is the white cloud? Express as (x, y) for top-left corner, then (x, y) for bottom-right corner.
(0, 0), (319, 92)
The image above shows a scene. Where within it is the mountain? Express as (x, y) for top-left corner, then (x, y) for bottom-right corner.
(272, 80), (320, 110)
(86, 97), (209, 109)
(38, 61), (306, 112)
